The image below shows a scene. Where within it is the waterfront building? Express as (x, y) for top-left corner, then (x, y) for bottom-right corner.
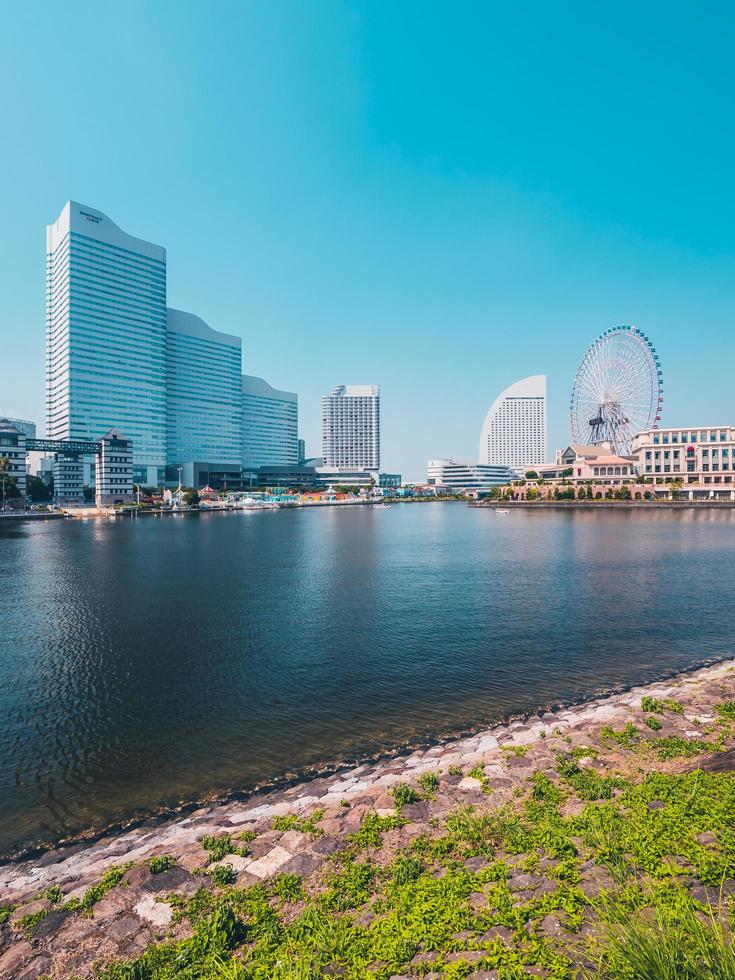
(479, 375), (547, 470)
(633, 426), (735, 499)
(322, 385), (380, 472)
(0, 419), (27, 502)
(46, 202), (167, 485)
(298, 438), (306, 465)
(166, 309), (243, 471)
(52, 453), (84, 504)
(242, 375), (298, 470)
(427, 458), (514, 491)
(95, 429), (134, 506)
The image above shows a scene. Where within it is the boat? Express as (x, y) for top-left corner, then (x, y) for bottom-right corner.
(372, 503), (391, 509)
(495, 507), (510, 515)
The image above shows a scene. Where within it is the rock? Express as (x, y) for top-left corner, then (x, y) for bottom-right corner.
(280, 852), (322, 877)
(458, 777), (483, 791)
(411, 950), (440, 964)
(141, 865), (193, 893)
(312, 835), (343, 855)
(478, 925), (513, 944)
(133, 894), (173, 928)
(0, 942), (34, 977)
(10, 899), (50, 927)
(464, 856), (488, 871)
(104, 913), (145, 944)
(16, 955), (52, 979)
(245, 846), (294, 879)
(540, 913), (565, 937)
(696, 831), (716, 845)
(445, 949), (485, 963)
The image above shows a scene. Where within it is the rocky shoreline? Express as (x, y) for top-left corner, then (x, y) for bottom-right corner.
(2, 656), (735, 978)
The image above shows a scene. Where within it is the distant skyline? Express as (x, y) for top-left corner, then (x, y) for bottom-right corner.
(2, 2), (734, 480)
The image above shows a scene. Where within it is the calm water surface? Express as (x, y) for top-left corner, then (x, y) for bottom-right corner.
(1, 504), (734, 856)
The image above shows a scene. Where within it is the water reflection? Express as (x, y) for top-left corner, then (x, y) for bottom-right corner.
(1, 505), (733, 855)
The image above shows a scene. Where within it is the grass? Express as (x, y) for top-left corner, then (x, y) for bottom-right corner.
(209, 864), (236, 887)
(149, 855), (176, 874)
(272, 808), (324, 836)
(390, 783), (422, 809)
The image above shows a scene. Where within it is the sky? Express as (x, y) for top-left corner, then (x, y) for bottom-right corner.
(1, 2), (734, 480)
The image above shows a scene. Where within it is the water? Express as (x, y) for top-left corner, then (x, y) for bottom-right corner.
(1, 503), (734, 857)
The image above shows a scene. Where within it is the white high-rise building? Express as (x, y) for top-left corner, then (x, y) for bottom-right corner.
(322, 385), (380, 471)
(46, 201), (167, 485)
(479, 374), (547, 471)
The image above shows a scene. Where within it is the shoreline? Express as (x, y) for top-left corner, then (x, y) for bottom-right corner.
(2, 652), (733, 877)
(2, 650), (732, 867)
(3, 655), (735, 977)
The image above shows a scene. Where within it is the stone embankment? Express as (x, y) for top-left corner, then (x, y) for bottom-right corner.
(1, 659), (735, 978)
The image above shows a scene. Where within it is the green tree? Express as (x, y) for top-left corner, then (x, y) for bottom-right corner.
(577, 486), (587, 499)
(183, 488), (199, 507)
(26, 475), (52, 502)
(0, 457), (20, 509)
(615, 485), (632, 500)
(524, 470), (539, 480)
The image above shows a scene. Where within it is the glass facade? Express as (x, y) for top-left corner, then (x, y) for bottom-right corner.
(166, 309), (243, 466)
(242, 375), (298, 469)
(46, 202), (167, 484)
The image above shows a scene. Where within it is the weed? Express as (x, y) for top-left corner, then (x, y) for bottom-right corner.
(651, 736), (714, 760)
(448, 764), (462, 776)
(148, 854), (176, 874)
(417, 771), (439, 795)
(209, 864), (236, 887)
(391, 783), (422, 809)
(645, 716), (663, 731)
(715, 701), (735, 722)
(349, 811), (406, 850)
(44, 884), (63, 904)
(502, 744), (529, 757)
(272, 809), (324, 836)
(270, 873), (304, 902)
(600, 722), (640, 750)
(642, 696), (665, 713)
(200, 834), (237, 863)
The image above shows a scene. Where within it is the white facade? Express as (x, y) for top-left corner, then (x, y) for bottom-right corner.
(634, 426), (735, 492)
(427, 458), (513, 490)
(242, 375), (298, 469)
(96, 429), (134, 506)
(322, 385), (380, 471)
(46, 202), (167, 486)
(479, 375), (547, 471)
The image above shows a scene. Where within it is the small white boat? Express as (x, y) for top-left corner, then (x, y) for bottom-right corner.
(495, 507), (510, 515)
(372, 503), (391, 509)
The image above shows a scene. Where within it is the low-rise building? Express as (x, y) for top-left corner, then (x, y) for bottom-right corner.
(0, 419), (27, 505)
(96, 429), (134, 506)
(633, 426), (735, 498)
(427, 459), (514, 491)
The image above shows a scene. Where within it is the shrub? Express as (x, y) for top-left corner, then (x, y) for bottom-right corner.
(645, 716), (663, 731)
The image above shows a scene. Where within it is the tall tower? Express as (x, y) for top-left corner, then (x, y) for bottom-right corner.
(46, 202), (167, 485)
(321, 384), (380, 471)
(479, 375), (547, 471)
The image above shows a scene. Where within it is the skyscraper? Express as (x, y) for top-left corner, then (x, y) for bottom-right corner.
(241, 375), (298, 469)
(46, 202), (167, 484)
(166, 309), (243, 467)
(478, 375), (547, 471)
(322, 385), (380, 471)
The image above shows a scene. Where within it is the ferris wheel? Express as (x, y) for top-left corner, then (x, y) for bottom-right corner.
(569, 325), (663, 456)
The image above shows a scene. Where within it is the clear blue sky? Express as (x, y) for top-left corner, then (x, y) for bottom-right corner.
(2, 2), (734, 479)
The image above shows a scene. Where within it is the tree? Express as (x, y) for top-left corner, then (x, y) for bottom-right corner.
(26, 475), (52, 502)
(615, 486), (632, 500)
(0, 457), (20, 509)
(524, 470), (539, 480)
(183, 488), (199, 507)
(577, 486), (587, 499)
(561, 467), (574, 477)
